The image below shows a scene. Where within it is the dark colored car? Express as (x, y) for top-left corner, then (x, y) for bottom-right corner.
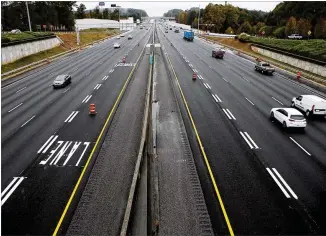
(53, 74), (71, 88)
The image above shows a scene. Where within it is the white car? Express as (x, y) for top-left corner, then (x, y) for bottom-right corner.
(288, 34), (303, 39)
(270, 108), (306, 129)
(114, 43), (120, 48)
(128, 35), (133, 40)
(292, 95), (326, 117)
(117, 36), (120, 39)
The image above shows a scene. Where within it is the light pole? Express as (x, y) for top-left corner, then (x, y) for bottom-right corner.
(25, 1), (32, 31)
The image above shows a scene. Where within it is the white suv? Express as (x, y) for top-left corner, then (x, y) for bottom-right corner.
(270, 108), (306, 130)
(292, 95), (326, 117)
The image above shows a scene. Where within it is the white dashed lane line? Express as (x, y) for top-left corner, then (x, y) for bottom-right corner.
(240, 131), (259, 149)
(193, 69), (198, 73)
(8, 103), (23, 113)
(63, 88), (70, 93)
(16, 87), (27, 93)
(272, 96), (284, 105)
(245, 97), (255, 105)
(289, 137), (311, 156)
(21, 115), (36, 127)
(222, 77), (228, 82)
(94, 84), (102, 90)
(242, 77), (250, 82)
(223, 108), (236, 120)
(189, 64), (193, 68)
(270, 168), (298, 199)
(212, 94), (222, 102)
(64, 111), (79, 123)
(82, 95), (92, 103)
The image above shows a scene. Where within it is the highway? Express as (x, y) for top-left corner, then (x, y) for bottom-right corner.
(1, 26), (152, 235)
(1, 22), (326, 235)
(157, 25), (326, 235)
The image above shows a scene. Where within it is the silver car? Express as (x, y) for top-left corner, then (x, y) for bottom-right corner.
(53, 74), (71, 88)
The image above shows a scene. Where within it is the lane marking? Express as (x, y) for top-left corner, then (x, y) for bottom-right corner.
(198, 75), (204, 80)
(63, 88), (70, 93)
(82, 95), (90, 103)
(208, 65), (212, 69)
(266, 168), (291, 198)
(84, 95), (92, 103)
(222, 77), (228, 82)
(38, 135), (55, 153)
(165, 51), (234, 236)
(16, 87), (27, 93)
(206, 84), (211, 89)
(289, 137), (311, 156)
(1, 177), (26, 206)
(21, 115), (36, 127)
(244, 132), (259, 149)
(8, 103), (23, 113)
(272, 168), (298, 199)
(53, 35), (150, 235)
(186, 60), (189, 63)
(223, 108), (232, 119)
(189, 64), (193, 68)
(272, 97), (284, 105)
(109, 69), (114, 73)
(242, 77), (250, 82)
(213, 94), (222, 102)
(245, 97), (255, 106)
(203, 83), (208, 89)
(193, 69), (198, 73)
(94, 84), (102, 90)
(226, 109), (236, 120)
(64, 111), (79, 123)
(102, 76), (108, 80)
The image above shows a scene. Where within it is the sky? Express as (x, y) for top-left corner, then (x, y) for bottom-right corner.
(77, 1), (281, 17)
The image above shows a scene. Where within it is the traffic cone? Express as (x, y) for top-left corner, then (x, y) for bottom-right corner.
(89, 103), (97, 115)
(192, 72), (197, 80)
(122, 57), (126, 63)
(297, 71), (301, 81)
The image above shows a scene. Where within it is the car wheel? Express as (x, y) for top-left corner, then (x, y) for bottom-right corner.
(270, 112), (275, 121)
(306, 110), (310, 117)
(282, 121), (287, 129)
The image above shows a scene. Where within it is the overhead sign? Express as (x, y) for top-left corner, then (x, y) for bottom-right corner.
(99, 2), (105, 6)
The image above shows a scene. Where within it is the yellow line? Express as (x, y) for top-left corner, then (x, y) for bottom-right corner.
(53, 43), (147, 236)
(166, 54), (235, 236)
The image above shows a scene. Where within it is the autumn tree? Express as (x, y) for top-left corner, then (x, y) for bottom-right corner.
(239, 21), (252, 34)
(314, 17), (326, 39)
(225, 26), (234, 34)
(285, 16), (297, 36)
(297, 18), (312, 37)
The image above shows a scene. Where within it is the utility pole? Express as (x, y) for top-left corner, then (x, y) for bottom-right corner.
(26, 1), (32, 31)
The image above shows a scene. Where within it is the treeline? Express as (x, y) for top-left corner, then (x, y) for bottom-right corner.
(75, 3), (148, 21)
(164, 2), (326, 39)
(1, 1), (76, 31)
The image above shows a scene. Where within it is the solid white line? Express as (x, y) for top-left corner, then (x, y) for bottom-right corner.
(65, 111), (76, 122)
(214, 94), (222, 102)
(212, 94), (218, 103)
(1, 177), (25, 206)
(94, 84), (99, 90)
(1, 177), (19, 197)
(240, 131), (253, 149)
(289, 137), (311, 156)
(266, 168), (290, 198)
(245, 97), (255, 105)
(84, 95), (92, 103)
(63, 88), (70, 93)
(16, 87), (27, 93)
(222, 77), (228, 82)
(37, 135), (54, 153)
(42, 135), (58, 153)
(272, 168), (298, 199)
(209, 65), (212, 69)
(67, 111), (79, 122)
(203, 83), (208, 89)
(21, 115), (36, 127)
(244, 132), (259, 149)
(206, 84), (211, 89)
(272, 97), (284, 105)
(198, 75), (203, 80)
(104, 76), (109, 80)
(223, 109), (232, 119)
(82, 95), (89, 103)
(226, 109), (236, 120)
(8, 103), (23, 113)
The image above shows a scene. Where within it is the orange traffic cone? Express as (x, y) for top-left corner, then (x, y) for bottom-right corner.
(122, 57), (126, 63)
(297, 71), (301, 81)
(89, 103), (97, 115)
(192, 72), (197, 80)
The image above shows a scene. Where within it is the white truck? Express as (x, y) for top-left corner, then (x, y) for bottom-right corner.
(291, 95), (326, 117)
(288, 34), (303, 39)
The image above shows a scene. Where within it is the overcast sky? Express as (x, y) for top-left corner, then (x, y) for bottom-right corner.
(77, 1), (281, 17)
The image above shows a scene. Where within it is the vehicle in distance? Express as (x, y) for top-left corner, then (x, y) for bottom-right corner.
(114, 43), (121, 48)
(255, 61), (275, 75)
(128, 35), (133, 40)
(117, 36), (120, 39)
(136, 19), (140, 25)
(212, 48), (225, 59)
(121, 34), (125, 37)
(292, 95), (326, 117)
(174, 28), (179, 33)
(183, 30), (194, 41)
(53, 74), (71, 88)
(288, 34), (303, 39)
(165, 29), (168, 33)
(169, 27), (172, 30)
(270, 108), (306, 130)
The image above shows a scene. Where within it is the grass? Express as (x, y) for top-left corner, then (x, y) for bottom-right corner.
(1, 29), (119, 74)
(2, 32), (54, 43)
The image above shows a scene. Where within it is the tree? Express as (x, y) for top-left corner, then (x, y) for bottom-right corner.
(259, 25), (274, 36)
(76, 3), (86, 19)
(285, 16), (297, 36)
(102, 8), (109, 19)
(225, 26), (234, 34)
(223, 4), (239, 32)
(186, 10), (197, 26)
(297, 18), (312, 38)
(204, 3), (226, 33)
(314, 17), (326, 39)
(192, 17), (198, 29)
(273, 26), (285, 38)
(94, 6), (101, 19)
(239, 21), (252, 34)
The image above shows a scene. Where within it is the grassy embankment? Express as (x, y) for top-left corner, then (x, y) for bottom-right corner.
(1, 28), (119, 74)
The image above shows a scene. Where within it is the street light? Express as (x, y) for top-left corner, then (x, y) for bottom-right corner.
(25, 1), (32, 31)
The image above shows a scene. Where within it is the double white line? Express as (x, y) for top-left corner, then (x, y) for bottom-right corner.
(266, 168), (298, 199)
(193, 69), (198, 73)
(198, 75), (204, 80)
(1, 177), (26, 206)
(212, 94), (222, 103)
(94, 84), (102, 90)
(102, 76), (109, 80)
(109, 69), (114, 73)
(38, 135), (59, 153)
(203, 83), (211, 89)
(240, 131), (259, 149)
(82, 95), (92, 103)
(223, 108), (236, 120)
(64, 111), (79, 123)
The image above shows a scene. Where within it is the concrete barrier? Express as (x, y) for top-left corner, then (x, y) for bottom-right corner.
(1, 37), (61, 65)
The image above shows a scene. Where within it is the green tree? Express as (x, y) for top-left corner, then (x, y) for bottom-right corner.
(225, 26), (234, 34)
(273, 26), (285, 38)
(186, 10), (197, 26)
(285, 16), (297, 36)
(314, 17), (326, 39)
(204, 3), (226, 32)
(76, 3), (86, 19)
(94, 6), (101, 19)
(192, 17), (198, 28)
(297, 18), (312, 38)
(102, 8), (109, 19)
(260, 25), (274, 36)
(223, 4), (239, 32)
(239, 21), (252, 34)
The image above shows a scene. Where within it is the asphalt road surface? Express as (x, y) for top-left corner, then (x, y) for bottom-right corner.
(157, 25), (326, 235)
(1, 27), (152, 235)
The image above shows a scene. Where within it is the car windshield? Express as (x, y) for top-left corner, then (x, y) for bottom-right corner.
(262, 63), (270, 66)
(55, 75), (65, 81)
(290, 115), (305, 120)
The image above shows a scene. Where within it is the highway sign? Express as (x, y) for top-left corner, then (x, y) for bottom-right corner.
(99, 2), (105, 6)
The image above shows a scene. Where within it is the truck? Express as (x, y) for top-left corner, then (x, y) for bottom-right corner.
(288, 34), (303, 39)
(136, 19), (140, 25)
(212, 48), (225, 59)
(183, 31), (194, 41)
(255, 61), (275, 75)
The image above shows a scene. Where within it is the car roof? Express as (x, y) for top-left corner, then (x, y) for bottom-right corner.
(278, 108), (304, 115)
(55, 75), (67, 80)
(301, 95), (326, 102)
